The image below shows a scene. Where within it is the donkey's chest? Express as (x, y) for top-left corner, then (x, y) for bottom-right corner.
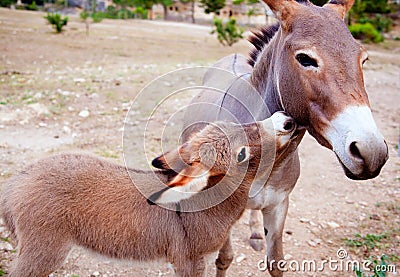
(247, 184), (289, 210)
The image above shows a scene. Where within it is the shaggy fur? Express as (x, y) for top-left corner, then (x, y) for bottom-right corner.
(248, 23), (279, 67)
(0, 114), (296, 277)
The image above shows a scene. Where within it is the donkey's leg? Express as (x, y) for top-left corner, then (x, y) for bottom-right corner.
(174, 258), (206, 277)
(215, 234), (234, 277)
(249, 209), (265, 251)
(262, 197), (289, 277)
(9, 237), (71, 277)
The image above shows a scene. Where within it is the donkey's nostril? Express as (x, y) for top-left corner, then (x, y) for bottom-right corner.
(349, 141), (364, 161)
(283, 120), (295, 131)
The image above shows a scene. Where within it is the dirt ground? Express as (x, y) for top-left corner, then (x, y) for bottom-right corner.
(0, 8), (399, 277)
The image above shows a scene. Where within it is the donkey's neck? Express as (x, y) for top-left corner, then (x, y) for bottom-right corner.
(249, 30), (284, 114)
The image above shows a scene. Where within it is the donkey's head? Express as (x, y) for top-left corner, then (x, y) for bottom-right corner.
(149, 112), (297, 204)
(252, 0), (388, 180)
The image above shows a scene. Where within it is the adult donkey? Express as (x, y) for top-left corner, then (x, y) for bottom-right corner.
(155, 0), (388, 276)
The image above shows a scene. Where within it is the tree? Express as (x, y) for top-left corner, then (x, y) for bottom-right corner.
(211, 17), (243, 46)
(200, 0), (225, 14)
(158, 0), (174, 20)
(44, 13), (68, 33)
(180, 0), (195, 23)
(113, 0), (136, 19)
(134, 0), (157, 19)
(0, 0), (16, 7)
(364, 0), (391, 13)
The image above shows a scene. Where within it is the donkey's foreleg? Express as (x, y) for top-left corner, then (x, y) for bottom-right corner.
(262, 197), (289, 277)
(215, 234), (234, 277)
(249, 209), (265, 251)
(174, 257), (206, 277)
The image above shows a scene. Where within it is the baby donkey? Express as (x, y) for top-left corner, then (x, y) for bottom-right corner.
(0, 112), (298, 277)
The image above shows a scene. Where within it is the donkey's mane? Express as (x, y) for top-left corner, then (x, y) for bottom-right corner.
(248, 23), (280, 67)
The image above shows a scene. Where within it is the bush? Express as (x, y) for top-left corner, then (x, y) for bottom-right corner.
(0, 0), (16, 7)
(134, 6), (148, 19)
(349, 23), (383, 43)
(116, 9), (135, 19)
(211, 17), (243, 47)
(358, 14), (392, 33)
(44, 13), (68, 33)
(26, 1), (38, 10)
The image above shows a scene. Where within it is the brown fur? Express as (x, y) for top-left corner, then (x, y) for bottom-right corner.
(182, 1), (387, 276)
(0, 116), (296, 277)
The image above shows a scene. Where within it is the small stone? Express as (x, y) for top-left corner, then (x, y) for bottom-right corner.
(327, 221), (340, 229)
(284, 254), (293, 260)
(307, 240), (317, 247)
(300, 218), (310, 223)
(235, 253), (246, 263)
(78, 110), (90, 118)
(347, 222), (357, 228)
(370, 214), (381, 221)
(285, 230), (293, 235)
(92, 271), (100, 276)
(359, 201), (368, 207)
(314, 238), (322, 244)
(310, 227), (320, 235)
(63, 125), (71, 134)
(309, 221), (317, 226)
(38, 122), (47, 127)
(345, 199), (355, 204)
(2, 242), (13, 251)
(29, 103), (49, 115)
(73, 78), (86, 83)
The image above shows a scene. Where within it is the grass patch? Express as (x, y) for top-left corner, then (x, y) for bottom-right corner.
(95, 149), (119, 159)
(342, 201), (400, 275)
(345, 232), (388, 251)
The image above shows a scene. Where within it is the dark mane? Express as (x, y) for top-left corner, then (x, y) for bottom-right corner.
(248, 23), (280, 67)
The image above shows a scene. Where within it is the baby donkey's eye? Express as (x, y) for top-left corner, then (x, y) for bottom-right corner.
(237, 146), (250, 163)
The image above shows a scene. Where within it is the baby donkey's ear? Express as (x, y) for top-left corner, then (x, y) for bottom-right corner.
(149, 145), (209, 204)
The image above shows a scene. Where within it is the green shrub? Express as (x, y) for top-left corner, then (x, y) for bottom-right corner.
(349, 23), (383, 43)
(91, 13), (103, 22)
(80, 10), (90, 21)
(211, 17), (243, 47)
(134, 6), (148, 19)
(26, 1), (38, 10)
(44, 13), (68, 33)
(117, 9), (135, 19)
(0, 0), (16, 7)
(358, 14), (392, 33)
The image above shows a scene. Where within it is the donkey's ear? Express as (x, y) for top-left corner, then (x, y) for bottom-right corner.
(153, 163), (209, 204)
(152, 143), (190, 172)
(324, 0), (355, 20)
(261, 0), (301, 29)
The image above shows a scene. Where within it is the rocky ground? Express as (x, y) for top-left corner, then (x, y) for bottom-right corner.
(0, 8), (399, 277)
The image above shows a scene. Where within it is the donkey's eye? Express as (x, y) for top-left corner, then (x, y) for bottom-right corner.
(295, 53), (318, 68)
(362, 57), (369, 66)
(237, 147), (250, 163)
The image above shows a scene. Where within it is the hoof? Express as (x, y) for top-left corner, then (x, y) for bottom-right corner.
(249, 238), (264, 251)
